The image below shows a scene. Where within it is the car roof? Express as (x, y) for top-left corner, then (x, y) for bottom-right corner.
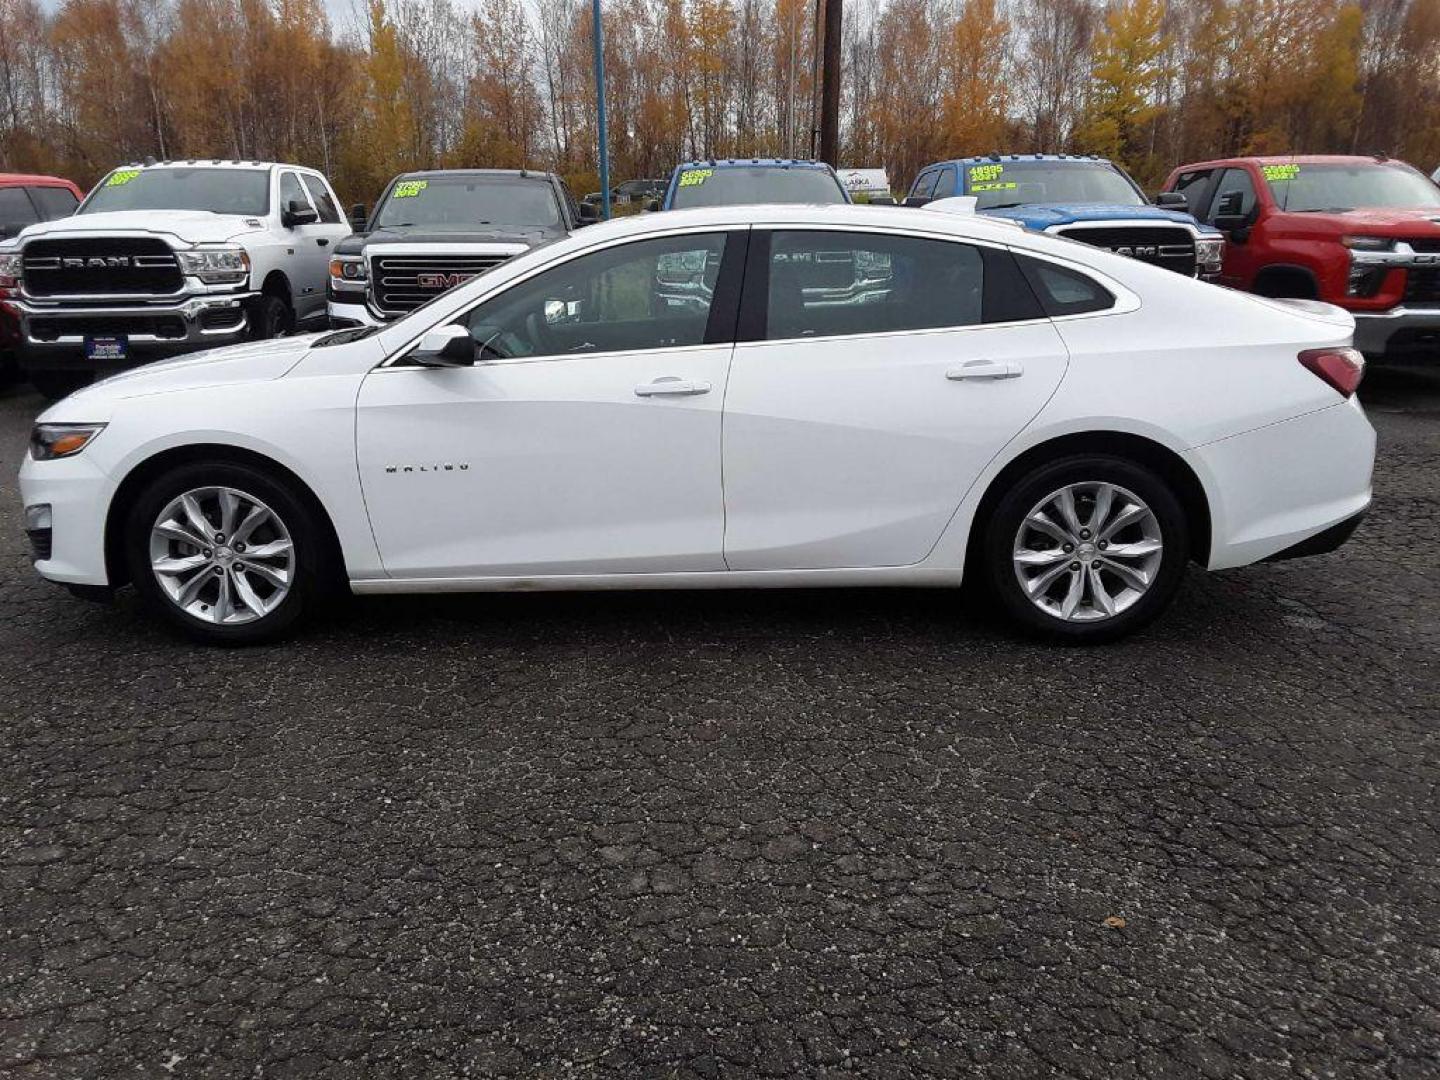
(396, 169), (556, 182)
(673, 159), (835, 172)
(1174, 154), (1413, 170)
(0, 172), (79, 187)
(928, 154), (1116, 168)
(553, 202), (1064, 253)
(110, 160), (283, 171)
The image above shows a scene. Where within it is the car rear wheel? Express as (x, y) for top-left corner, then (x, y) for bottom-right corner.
(124, 461), (321, 644)
(983, 455), (1190, 642)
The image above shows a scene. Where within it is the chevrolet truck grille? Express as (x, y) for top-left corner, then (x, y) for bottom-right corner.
(22, 237), (182, 297)
(1404, 267), (1440, 305)
(1054, 226), (1197, 276)
(370, 253), (514, 314)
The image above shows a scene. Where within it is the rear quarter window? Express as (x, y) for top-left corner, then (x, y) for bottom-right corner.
(1015, 255), (1115, 317)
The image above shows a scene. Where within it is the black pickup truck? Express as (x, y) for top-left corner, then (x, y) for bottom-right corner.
(327, 169), (596, 327)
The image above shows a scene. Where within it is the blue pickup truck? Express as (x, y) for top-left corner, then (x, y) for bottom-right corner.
(906, 154), (1224, 280)
(656, 159), (851, 211)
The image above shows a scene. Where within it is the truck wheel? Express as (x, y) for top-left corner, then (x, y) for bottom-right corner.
(249, 294), (294, 340)
(29, 369), (93, 402)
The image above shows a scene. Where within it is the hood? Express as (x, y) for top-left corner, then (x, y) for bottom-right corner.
(985, 203), (1217, 233)
(355, 224), (560, 248)
(1271, 205), (1440, 235)
(16, 210), (266, 247)
(43, 334), (322, 420)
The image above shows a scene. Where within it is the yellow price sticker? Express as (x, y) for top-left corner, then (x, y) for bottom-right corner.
(1261, 164), (1300, 182)
(968, 164), (1005, 184)
(678, 169), (713, 188)
(972, 181), (1018, 192)
(392, 180), (429, 198)
(105, 169), (142, 187)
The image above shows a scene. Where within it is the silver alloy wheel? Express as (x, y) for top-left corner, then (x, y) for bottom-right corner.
(148, 486), (294, 625)
(1012, 481), (1164, 623)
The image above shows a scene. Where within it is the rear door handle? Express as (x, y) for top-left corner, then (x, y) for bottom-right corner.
(317, 238), (329, 247)
(635, 378), (711, 397)
(947, 359), (1022, 381)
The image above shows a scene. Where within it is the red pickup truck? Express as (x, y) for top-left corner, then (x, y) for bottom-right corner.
(1, 173), (84, 386)
(1160, 154), (1440, 359)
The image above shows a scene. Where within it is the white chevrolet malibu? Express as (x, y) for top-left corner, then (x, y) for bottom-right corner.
(19, 204), (1374, 644)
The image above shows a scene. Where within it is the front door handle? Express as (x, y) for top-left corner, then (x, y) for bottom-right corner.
(634, 377), (711, 397)
(947, 359), (1022, 381)
(317, 238), (330, 247)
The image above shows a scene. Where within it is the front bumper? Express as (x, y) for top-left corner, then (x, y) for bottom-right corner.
(1350, 306), (1440, 359)
(327, 293), (389, 329)
(10, 292), (257, 369)
(19, 449), (115, 587)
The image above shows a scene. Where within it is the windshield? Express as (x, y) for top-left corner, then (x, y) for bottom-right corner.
(375, 176), (562, 229)
(962, 161), (1145, 210)
(81, 168), (270, 215)
(1263, 162), (1440, 211)
(669, 166), (848, 209)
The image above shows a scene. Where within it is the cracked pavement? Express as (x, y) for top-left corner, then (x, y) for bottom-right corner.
(1, 367), (1438, 1078)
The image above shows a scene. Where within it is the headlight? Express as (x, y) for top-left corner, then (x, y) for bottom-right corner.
(30, 423), (106, 460)
(1194, 236), (1225, 273)
(328, 256), (366, 291)
(0, 251), (22, 289)
(177, 247), (249, 284)
(1342, 236), (1394, 252)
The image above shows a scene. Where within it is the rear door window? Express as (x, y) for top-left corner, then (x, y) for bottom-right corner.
(752, 230), (1044, 340)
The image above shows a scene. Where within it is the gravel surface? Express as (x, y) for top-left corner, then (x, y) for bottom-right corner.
(1, 369), (1437, 1079)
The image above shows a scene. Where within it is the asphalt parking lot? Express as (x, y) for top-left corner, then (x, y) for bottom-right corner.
(1, 369), (1438, 1079)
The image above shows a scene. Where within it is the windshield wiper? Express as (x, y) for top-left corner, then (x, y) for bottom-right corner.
(983, 201), (1026, 210)
(1293, 207), (1354, 213)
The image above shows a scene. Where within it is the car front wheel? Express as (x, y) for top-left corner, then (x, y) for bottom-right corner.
(124, 461), (321, 644)
(983, 455), (1190, 642)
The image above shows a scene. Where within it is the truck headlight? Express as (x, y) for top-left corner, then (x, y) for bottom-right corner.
(177, 247), (249, 284)
(1342, 236), (1394, 252)
(0, 251), (22, 289)
(328, 255), (366, 292)
(1194, 237), (1225, 274)
(30, 422), (106, 460)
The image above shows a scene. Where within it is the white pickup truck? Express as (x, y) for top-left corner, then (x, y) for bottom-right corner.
(0, 160), (350, 399)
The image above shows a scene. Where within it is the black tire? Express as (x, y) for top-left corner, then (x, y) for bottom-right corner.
(249, 293), (293, 340)
(981, 454), (1190, 643)
(29, 368), (93, 401)
(124, 460), (323, 645)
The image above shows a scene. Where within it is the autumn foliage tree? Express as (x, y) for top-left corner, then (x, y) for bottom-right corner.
(0, 0), (1434, 203)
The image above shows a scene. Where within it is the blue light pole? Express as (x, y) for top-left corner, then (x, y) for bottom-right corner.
(592, 0), (611, 221)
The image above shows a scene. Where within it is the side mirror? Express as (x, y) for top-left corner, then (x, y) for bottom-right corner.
(577, 202), (599, 223)
(282, 198), (319, 228)
(869, 195), (896, 206)
(1154, 191), (1188, 210)
(903, 196), (931, 208)
(411, 324), (475, 367)
(1212, 191), (1254, 233)
(645, 199), (661, 212)
(348, 203), (367, 230)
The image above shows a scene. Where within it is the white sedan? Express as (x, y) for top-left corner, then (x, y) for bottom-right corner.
(19, 204), (1374, 644)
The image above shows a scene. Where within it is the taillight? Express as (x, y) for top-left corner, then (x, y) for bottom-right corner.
(1299, 347), (1365, 398)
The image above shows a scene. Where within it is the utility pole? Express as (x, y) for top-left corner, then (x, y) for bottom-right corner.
(592, 0), (611, 220)
(818, 0), (842, 167)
